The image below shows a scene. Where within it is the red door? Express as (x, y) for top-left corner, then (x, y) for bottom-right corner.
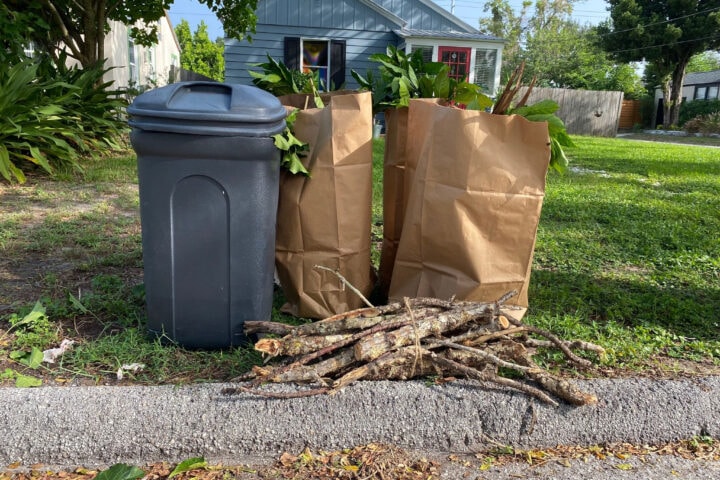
(438, 46), (471, 82)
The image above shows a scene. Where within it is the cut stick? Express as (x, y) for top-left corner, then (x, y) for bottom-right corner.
(432, 353), (559, 407)
(354, 303), (495, 362)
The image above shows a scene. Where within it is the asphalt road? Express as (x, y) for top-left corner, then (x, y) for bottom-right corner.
(1, 377), (719, 476)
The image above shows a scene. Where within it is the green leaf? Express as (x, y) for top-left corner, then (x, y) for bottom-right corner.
(19, 347), (44, 369)
(418, 76), (435, 98)
(9, 351), (26, 360)
(261, 73), (282, 84)
(512, 99), (559, 117)
(397, 78), (411, 107)
(11, 302), (47, 329)
(94, 464), (146, 480)
(169, 457), (207, 478)
(273, 134), (291, 150)
(36, 105), (66, 116)
(282, 152), (310, 176)
(0, 144), (20, 182)
(406, 64), (419, 90)
(351, 69), (372, 90)
(550, 137), (570, 174)
(421, 62), (447, 75)
(69, 293), (90, 314)
(433, 69), (450, 99)
(15, 373), (42, 388)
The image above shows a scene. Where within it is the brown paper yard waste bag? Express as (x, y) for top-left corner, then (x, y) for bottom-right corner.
(389, 100), (551, 312)
(377, 100), (442, 301)
(275, 91), (374, 319)
(376, 107), (408, 301)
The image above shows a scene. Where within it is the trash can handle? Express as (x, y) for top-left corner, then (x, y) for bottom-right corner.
(167, 82), (234, 112)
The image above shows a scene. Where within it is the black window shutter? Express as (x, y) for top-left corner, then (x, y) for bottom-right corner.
(284, 37), (300, 70)
(330, 40), (346, 89)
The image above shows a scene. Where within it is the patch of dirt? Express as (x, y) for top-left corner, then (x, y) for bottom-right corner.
(0, 177), (143, 312)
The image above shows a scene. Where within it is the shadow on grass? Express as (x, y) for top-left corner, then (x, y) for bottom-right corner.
(529, 268), (720, 342)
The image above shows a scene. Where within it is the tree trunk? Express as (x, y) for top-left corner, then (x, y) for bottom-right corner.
(667, 57), (690, 128)
(82, 0), (99, 67)
(662, 79), (672, 128)
(96, 0), (106, 68)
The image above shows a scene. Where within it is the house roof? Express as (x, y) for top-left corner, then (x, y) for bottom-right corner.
(395, 28), (504, 43)
(685, 69), (720, 85)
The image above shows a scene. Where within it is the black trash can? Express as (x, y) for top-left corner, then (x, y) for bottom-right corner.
(127, 82), (287, 348)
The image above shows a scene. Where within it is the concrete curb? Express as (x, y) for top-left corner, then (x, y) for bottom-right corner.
(1, 377), (719, 467)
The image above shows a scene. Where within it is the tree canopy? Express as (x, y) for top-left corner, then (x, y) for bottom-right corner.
(687, 51), (720, 73)
(2, 0), (258, 70)
(175, 19), (225, 82)
(597, 0), (720, 126)
(478, 0), (645, 98)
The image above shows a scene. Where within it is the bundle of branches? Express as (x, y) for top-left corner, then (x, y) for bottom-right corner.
(225, 291), (604, 407)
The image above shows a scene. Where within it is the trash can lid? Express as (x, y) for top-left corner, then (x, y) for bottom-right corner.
(127, 82), (287, 137)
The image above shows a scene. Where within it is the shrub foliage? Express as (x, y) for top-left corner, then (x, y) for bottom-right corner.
(0, 59), (128, 183)
(684, 112), (720, 135)
(679, 99), (720, 126)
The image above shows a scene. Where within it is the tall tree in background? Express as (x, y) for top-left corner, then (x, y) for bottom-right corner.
(523, 22), (645, 97)
(1, 0), (257, 70)
(175, 20), (225, 82)
(478, 0), (645, 98)
(597, 0), (720, 127)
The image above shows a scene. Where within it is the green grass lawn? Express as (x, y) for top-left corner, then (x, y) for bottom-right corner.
(1, 135), (718, 385)
(529, 137), (720, 370)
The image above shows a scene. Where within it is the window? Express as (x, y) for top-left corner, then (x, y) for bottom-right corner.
(302, 40), (329, 87)
(439, 47), (471, 82)
(695, 86), (708, 100)
(284, 37), (346, 90)
(411, 45), (434, 63)
(708, 85), (719, 100)
(474, 49), (497, 94)
(128, 38), (139, 86)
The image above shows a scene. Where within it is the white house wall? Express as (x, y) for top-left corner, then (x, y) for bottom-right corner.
(103, 21), (130, 88)
(101, 17), (179, 89)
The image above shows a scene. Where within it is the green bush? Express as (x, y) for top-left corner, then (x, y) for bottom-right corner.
(679, 99), (720, 126)
(0, 58), (128, 183)
(684, 112), (720, 135)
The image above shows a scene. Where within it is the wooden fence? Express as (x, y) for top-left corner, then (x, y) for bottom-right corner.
(619, 100), (642, 130)
(518, 87), (624, 137)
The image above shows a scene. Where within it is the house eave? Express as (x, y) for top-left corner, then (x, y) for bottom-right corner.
(394, 29), (505, 44)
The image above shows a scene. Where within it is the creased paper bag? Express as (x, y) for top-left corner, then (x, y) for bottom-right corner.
(389, 99), (551, 312)
(377, 100), (443, 301)
(275, 91), (374, 318)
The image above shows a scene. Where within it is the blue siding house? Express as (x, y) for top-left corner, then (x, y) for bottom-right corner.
(224, 0), (505, 94)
